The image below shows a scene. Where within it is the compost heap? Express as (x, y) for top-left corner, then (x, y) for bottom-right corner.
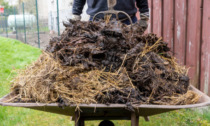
(9, 20), (200, 107)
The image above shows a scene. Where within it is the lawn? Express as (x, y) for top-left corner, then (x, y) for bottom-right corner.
(0, 36), (210, 126)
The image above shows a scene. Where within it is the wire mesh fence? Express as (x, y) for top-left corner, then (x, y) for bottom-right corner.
(0, 0), (82, 49)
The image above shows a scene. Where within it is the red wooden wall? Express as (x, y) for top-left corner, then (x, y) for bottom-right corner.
(137, 0), (210, 95)
(200, 0), (210, 95)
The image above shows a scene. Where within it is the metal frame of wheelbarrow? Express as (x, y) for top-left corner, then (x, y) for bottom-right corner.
(1, 86), (210, 126)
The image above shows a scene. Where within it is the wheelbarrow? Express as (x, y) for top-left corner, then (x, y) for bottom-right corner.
(0, 85), (210, 126)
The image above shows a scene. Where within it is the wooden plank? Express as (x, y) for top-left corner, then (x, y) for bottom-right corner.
(185, 0), (202, 88)
(135, 3), (140, 20)
(136, 0), (152, 34)
(163, 0), (174, 51)
(136, 12), (140, 20)
(152, 0), (162, 36)
(174, 0), (187, 65)
(200, 0), (210, 95)
(145, 0), (153, 34)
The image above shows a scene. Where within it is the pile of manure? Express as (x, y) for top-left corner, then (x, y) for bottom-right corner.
(8, 20), (200, 107)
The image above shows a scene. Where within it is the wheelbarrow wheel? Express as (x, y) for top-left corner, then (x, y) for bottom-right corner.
(99, 120), (115, 126)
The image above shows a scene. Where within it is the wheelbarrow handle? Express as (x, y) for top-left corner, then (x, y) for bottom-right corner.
(92, 10), (133, 26)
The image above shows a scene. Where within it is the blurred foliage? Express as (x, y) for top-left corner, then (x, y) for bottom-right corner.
(0, 0), (14, 15)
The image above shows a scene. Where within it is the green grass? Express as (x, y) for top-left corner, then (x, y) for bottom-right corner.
(0, 37), (210, 126)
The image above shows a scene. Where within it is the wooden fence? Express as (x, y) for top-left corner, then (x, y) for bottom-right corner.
(137, 0), (210, 95)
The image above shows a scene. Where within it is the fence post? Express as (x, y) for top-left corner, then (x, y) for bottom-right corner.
(14, 7), (18, 39)
(50, 11), (53, 30)
(0, 14), (2, 35)
(56, 0), (60, 36)
(4, 15), (8, 37)
(22, 2), (27, 43)
(35, 0), (40, 48)
(0, 14), (1, 33)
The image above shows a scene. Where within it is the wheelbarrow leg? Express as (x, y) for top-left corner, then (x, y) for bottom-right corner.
(75, 111), (85, 126)
(131, 112), (139, 126)
(144, 116), (150, 122)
